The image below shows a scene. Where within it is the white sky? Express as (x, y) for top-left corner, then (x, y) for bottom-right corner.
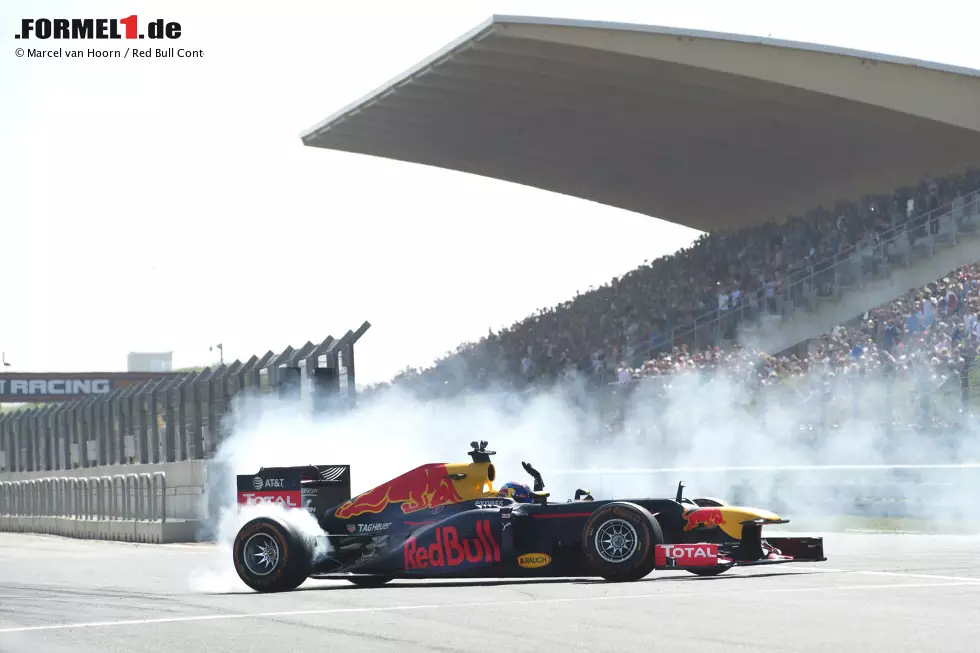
(2, 0), (978, 385)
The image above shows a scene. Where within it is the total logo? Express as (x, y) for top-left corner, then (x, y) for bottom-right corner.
(404, 520), (500, 570)
(655, 544), (719, 568)
(517, 553), (551, 569)
(252, 476), (285, 490)
(238, 492), (299, 508)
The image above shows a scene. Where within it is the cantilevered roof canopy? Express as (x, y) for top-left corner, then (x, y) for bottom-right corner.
(301, 15), (980, 232)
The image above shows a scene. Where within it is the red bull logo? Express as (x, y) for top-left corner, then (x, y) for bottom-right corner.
(334, 464), (464, 519)
(682, 508), (726, 531)
(403, 520), (500, 569)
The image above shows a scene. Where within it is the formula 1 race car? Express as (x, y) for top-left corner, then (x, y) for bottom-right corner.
(232, 441), (826, 592)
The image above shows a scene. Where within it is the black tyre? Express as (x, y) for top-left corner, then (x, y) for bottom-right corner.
(582, 501), (664, 582)
(687, 565), (731, 577)
(347, 575), (394, 587)
(233, 517), (312, 593)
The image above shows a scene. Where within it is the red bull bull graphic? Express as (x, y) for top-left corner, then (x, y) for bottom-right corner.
(403, 520), (500, 569)
(334, 464), (464, 519)
(682, 507), (726, 531)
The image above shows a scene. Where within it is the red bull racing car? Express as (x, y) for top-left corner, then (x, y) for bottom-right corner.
(232, 441), (826, 592)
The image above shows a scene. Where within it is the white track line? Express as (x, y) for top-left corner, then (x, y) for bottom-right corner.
(2, 579), (979, 634)
(853, 570), (980, 582)
(801, 567), (980, 583)
(553, 463), (980, 473)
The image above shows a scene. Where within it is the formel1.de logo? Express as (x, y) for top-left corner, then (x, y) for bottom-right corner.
(15, 17), (182, 40)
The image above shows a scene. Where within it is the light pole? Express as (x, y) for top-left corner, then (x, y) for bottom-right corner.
(210, 344), (224, 365)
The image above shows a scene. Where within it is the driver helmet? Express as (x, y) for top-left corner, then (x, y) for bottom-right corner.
(497, 481), (532, 503)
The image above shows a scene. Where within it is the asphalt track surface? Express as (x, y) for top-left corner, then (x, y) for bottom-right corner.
(2, 531), (980, 653)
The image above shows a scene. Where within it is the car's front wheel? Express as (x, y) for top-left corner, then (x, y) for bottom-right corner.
(233, 517), (312, 593)
(582, 502), (664, 582)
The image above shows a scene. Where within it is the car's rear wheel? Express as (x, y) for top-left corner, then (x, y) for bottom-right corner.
(582, 502), (664, 582)
(347, 575), (394, 587)
(233, 517), (312, 593)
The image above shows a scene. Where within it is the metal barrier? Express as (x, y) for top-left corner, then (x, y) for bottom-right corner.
(0, 323), (370, 473)
(552, 463), (980, 528)
(0, 472), (166, 523)
(631, 187), (980, 363)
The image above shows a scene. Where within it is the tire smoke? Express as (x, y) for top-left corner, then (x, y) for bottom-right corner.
(188, 363), (980, 592)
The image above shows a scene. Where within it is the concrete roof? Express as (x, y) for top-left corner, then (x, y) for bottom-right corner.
(300, 15), (980, 231)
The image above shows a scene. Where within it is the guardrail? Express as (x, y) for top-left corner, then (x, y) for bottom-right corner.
(0, 472), (166, 521)
(0, 323), (369, 474)
(0, 471), (171, 542)
(633, 187), (980, 362)
(551, 463), (980, 528)
(596, 357), (969, 431)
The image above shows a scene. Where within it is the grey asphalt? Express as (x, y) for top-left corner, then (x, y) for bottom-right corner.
(1, 530), (979, 653)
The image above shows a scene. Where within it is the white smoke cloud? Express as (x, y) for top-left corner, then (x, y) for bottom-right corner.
(189, 475), (332, 593)
(188, 362), (980, 593)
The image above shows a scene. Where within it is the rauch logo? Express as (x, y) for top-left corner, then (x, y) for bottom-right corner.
(517, 553), (551, 569)
(404, 520), (500, 569)
(15, 17), (182, 40)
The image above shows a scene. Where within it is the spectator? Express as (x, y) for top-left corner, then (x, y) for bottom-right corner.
(379, 169), (980, 398)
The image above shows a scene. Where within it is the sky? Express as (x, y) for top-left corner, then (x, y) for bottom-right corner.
(2, 0), (979, 385)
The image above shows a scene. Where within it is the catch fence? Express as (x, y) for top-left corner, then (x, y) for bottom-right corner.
(0, 322), (369, 474)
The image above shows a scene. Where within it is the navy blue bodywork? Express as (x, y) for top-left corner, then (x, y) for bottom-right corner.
(308, 494), (814, 580)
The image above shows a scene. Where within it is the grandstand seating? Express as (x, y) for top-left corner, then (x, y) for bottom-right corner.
(382, 169), (980, 395)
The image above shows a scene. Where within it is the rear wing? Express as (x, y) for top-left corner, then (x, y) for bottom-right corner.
(236, 465), (351, 515)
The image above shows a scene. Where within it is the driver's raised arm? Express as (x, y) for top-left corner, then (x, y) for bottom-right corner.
(522, 461), (545, 492)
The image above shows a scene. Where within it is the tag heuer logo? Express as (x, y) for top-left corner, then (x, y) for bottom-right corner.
(346, 524), (356, 533)
(251, 476), (263, 490)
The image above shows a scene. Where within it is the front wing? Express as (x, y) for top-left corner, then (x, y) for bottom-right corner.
(655, 536), (826, 571)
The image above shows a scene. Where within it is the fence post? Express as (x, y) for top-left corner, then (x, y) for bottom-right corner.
(151, 472), (167, 523)
(125, 473), (140, 520)
(79, 478), (90, 519)
(138, 473), (151, 521)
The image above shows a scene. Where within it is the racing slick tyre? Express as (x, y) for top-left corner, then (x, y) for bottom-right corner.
(582, 501), (664, 582)
(233, 516), (313, 593)
(347, 575), (394, 587)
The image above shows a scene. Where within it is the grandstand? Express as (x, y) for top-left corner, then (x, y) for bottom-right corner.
(301, 15), (980, 403)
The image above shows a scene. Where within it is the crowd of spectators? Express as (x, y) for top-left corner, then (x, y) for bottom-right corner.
(377, 167), (980, 399)
(623, 262), (980, 385)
